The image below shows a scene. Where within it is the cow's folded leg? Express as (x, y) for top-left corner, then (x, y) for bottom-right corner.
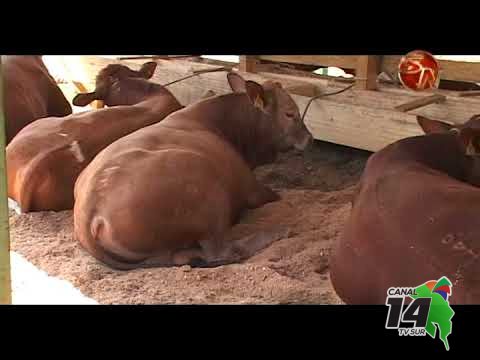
(90, 219), (290, 270)
(246, 182), (281, 209)
(228, 226), (291, 259)
(172, 247), (209, 267)
(196, 225), (291, 267)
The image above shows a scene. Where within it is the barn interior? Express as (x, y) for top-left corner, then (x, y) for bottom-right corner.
(2, 54), (479, 304)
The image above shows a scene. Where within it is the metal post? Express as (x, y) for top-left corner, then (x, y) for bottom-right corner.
(0, 57), (12, 304)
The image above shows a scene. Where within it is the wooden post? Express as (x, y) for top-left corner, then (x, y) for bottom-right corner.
(356, 56), (380, 90)
(239, 56), (258, 73)
(0, 58), (12, 304)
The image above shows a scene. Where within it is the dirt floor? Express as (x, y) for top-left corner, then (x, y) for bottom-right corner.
(9, 140), (370, 304)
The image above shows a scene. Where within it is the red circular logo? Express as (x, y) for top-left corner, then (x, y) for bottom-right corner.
(398, 50), (440, 91)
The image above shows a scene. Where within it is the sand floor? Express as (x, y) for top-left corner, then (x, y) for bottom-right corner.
(9, 141), (370, 304)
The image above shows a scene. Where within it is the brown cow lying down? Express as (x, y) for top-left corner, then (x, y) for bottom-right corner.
(73, 72), (313, 270)
(3, 56), (72, 143)
(7, 61), (182, 213)
(330, 114), (480, 304)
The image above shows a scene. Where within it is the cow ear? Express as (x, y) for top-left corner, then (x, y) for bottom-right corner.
(139, 62), (157, 79)
(72, 92), (99, 107)
(227, 72), (247, 93)
(458, 128), (480, 155)
(245, 80), (266, 110)
(417, 116), (453, 134)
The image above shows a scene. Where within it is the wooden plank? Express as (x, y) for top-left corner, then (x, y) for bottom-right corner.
(395, 94), (446, 112)
(456, 90), (480, 97)
(117, 55), (198, 60)
(259, 55), (358, 70)
(49, 56), (480, 152)
(0, 58), (11, 304)
(239, 56), (258, 73)
(289, 81), (480, 126)
(258, 55), (480, 84)
(296, 96), (424, 152)
(356, 56), (380, 90)
(283, 83), (320, 97)
(382, 55), (480, 84)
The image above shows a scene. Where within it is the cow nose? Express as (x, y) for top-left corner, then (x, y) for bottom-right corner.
(294, 133), (313, 151)
(306, 134), (314, 147)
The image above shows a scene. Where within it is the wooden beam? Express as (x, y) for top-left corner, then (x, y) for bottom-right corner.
(117, 55), (199, 60)
(356, 56), (380, 90)
(456, 90), (480, 98)
(260, 55), (480, 85)
(0, 58), (11, 305)
(239, 56), (258, 73)
(49, 56), (480, 152)
(297, 96), (424, 152)
(259, 55), (358, 70)
(395, 94), (446, 112)
(284, 83), (319, 97)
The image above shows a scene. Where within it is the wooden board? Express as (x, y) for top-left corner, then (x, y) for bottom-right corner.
(395, 94), (446, 112)
(259, 55), (358, 70)
(260, 55), (480, 84)
(296, 96), (424, 152)
(49, 56), (480, 153)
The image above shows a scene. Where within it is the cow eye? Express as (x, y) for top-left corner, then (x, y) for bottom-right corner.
(286, 112), (295, 118)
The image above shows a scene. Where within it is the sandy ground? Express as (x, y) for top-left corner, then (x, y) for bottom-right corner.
(9, 141), (370, 304)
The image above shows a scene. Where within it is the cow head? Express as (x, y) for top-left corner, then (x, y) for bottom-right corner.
(227, 72), (313, 152)
(417, 115), (480, 154)
(417, 115), (480, 185)
(72, 62), (158, 107)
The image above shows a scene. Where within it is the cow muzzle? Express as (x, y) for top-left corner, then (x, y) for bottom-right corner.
(293, 133), (314, 151)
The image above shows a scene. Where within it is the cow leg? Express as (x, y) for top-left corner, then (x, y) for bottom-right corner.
(172, 247), (211, 267)
(194, 225), (291, 268)
(126, 224), (291, 269)
(246, 181), (281, 209)
(226, 226), (291, 259)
